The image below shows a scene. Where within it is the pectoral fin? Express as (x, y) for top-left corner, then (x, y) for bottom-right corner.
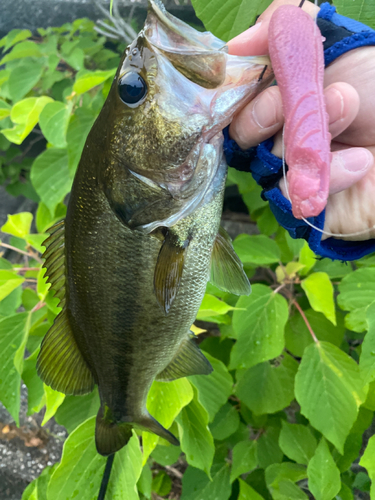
(210, 226), (251, 296)
(154, 231), (189, 314)
(37, 221), (95, 395)
(156, 333), (213, 381)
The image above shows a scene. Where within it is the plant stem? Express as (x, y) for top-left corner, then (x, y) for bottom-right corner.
(292, 300), (318, 343)
(0, 242), (42, 263)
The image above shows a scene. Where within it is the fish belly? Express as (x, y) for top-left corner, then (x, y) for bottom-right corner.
(64, 170), (224, 422)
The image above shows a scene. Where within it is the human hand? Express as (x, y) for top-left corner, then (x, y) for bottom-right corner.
(228, 0), (375, 240)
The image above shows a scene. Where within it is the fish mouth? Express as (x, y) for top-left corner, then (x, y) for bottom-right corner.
(131, 1), (273, 232)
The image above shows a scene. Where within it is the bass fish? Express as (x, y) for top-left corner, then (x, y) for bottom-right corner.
(37, 0), (272, 456)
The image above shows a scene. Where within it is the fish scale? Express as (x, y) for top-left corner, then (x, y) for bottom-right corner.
(37, 0), (269, 457)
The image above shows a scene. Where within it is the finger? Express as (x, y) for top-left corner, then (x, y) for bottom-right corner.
(325, 82), (360, 139)
(227, 21), (269, 56)
(328, 147), (374, 195)
(227, 0), (319, 56)
(324, 160), (375, 241)
(271, 82), (361, 157)
(229, 86), (284, 150)
(279, 147), (374, 198)
(257, 0), (319, 24)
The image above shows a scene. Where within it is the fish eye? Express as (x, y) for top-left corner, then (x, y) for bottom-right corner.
(118, 72), (147, 106)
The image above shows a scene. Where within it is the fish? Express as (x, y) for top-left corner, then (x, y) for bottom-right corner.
(268, 4), (331, 219)
(36, 0), (273, 457)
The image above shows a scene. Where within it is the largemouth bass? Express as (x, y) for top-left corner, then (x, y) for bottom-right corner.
(37, 0), (272, 456)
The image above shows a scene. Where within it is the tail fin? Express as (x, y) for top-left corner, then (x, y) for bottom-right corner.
(95, 407), (132, 456)
(138, 413), (180, 446)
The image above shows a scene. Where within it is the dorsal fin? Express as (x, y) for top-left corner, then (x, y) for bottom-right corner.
(37, 221), (95, 396)
(42, 220), (66, 308)
(210, 226), (251, 296)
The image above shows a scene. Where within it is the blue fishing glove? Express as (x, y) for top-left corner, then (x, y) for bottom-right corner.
(223, 2), (375, 261)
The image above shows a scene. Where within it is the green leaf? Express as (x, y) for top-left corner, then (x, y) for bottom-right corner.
(142, 378), (193, 463)
(55, 389), (100, 433)
(265, 463), (308, 500)
(0, 98), (11, 120)
(2, 96), (53, 144)
(0, 29), (32, 51)
(313, 258), (352, 279)
(235, 353), (298, 415)
(278, 422), (317, 465)
(333, 0), (375, 30)
(0, 270), (24, 301)
(152, 471), (172, 497)
(338, 268), (375, 311)
(210, 402), (240, 440)
(41, 384), (65, 425)
(189, 352), (233, 422)
(0, 285), (22, 317)
(9, 60), (44, 102)
(73, 69), (116, 94)
(230, 440), (258, 483)
(285, 309), (345, 358)
(233, 234), (281, 266)
(307, 438), (341, 500)
(31, 148), (71, 215)
(39, 101), (71, 148)
(66, 107), (96, 175)
(22, 349), (44, 415)
(359, 435), (375, 498)
(151, 443), (181, 466)
(230, 284), (288, 369)
(137, 463), (152, 499)
(333, 432), (363, 473)
(0, 312), (30, 424)
(238, 479), (264, 500)
(360, 301), (375, 383)
(176, 389), (215, 476)
(21, 465), (55, 500)
(0, 40), (43, 63)
(336, 483), (354, 500)
(48, 418), (142, 500)
(301, 272), (336, 325)
(257, 426), (283, 469)
(1, 212), (33, 238)
(181, 464), (231, 500)
(344, 307), (367, 333)
(298, 242), (316, 275)
(196, 294), (238, 320)
(295, 341), (367, 453)
(191, 0), (272, 41)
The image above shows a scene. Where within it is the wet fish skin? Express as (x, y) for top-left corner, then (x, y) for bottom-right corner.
(37, 0), (271, 456)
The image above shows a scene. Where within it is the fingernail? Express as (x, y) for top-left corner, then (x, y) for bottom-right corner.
(325, 87), (344, 125)
(252, 91), (278, 129)
(337, 148), (373, 172)
(228, 22), (262, 47)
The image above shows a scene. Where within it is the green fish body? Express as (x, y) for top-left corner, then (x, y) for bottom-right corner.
(37, 0), (272, 456)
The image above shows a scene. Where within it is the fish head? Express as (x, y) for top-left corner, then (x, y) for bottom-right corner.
(97, 0), (272, 230)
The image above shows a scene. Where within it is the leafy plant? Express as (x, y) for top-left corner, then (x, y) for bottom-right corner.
(0, 2), (374, 500)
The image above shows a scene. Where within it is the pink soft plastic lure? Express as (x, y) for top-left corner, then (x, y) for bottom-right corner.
(268, 4), (331, 219)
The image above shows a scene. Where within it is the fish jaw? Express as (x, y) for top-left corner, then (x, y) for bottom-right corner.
(95, 0), (273, 232)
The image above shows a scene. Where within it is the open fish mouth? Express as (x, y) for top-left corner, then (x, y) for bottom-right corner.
(127, 0), (273, 232)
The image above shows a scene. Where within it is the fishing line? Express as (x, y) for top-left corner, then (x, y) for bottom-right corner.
(280, 0), (374, 240)
(98, 454), (115, 500)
